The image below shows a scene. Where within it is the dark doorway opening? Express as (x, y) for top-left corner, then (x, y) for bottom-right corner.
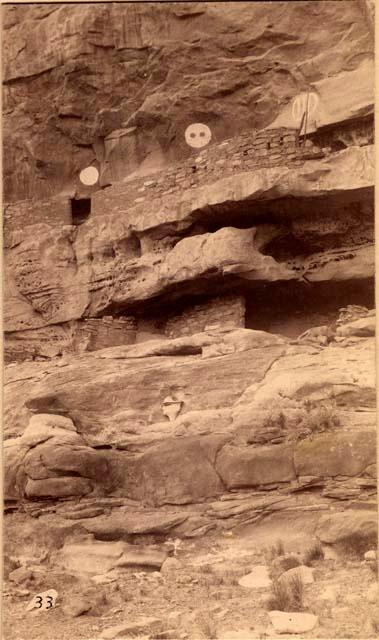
(71, 198), (91, 225)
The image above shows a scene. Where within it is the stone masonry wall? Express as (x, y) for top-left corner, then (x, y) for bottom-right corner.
(5, 315), (137, 363)
(4, 117), (373, 241)
(90, 117), (373, 219)
(76, 316), (137, 352)
(4, 197), (72, 246)
(165, 295), (246, 338)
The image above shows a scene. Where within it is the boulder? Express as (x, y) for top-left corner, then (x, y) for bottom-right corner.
(25, 477), (93, 498)
(268, 611), (318, 634)
(294, 431), (376, 478)
(238, 566), (272, 589)
(78, 511), (188, 538)
(4, 440), (29, 499)
(24, 443), (108, 480)
(278, 565), (314, 585)
(21, 413), (80, 447)
(216, 444), (295, 489)
(160, 557), (183, 574)
(336, 314), (375, 337)
(55, 540), (126, 575)
(56, 540), (167, 575)
(100, 617), (163, 639)
(126, 435), (229, 506)
(315, 510), (377, 544)
(9, 567), (34, 584)
(367, 583), (378, 604)
(317, 586), (338, 605)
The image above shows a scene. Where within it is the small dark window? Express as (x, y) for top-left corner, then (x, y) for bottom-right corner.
(192, 166), (197, 173)
(279, 136), (284, 145)
(267, 142), (271, 150)
(71, 198), (91, 225)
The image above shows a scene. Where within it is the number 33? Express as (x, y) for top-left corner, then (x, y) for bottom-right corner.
(35, 595), (54, 609)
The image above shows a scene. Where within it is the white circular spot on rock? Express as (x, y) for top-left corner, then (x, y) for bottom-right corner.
(184, 123), (212, 148)
(79, 166), (99, 186)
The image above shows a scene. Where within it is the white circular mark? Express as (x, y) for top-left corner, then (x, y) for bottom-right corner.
(184, 123), (212, 148)
(79, 166), (99, 186)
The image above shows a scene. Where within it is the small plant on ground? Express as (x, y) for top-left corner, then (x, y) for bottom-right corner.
(336, 532), (377, 559)
(268, 554), (302, 581)
(262, 411), (286, 431)
(196, 609), (218, 639)
(298, 399), (340, 439)
(265, 539), (285, 563)
(266, 574), (305, 612)
(304, 540), (325, 565)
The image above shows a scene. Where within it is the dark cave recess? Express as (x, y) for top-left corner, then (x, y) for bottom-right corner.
(110, 277), (375, 340)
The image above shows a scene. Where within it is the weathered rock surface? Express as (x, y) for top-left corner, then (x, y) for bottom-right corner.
(294, 431), (376, 478)
(55, 539), (168, 575)
(268, 611), (319, 634)
(5, 145), (374, 336)
(315, 511), (377, 544)
(238, 566), (272, 589)
(3, 2), (373, 202)
(4, 333), (375, 505)
(216, 443), (296, 489)
(99, 617), (163, 640)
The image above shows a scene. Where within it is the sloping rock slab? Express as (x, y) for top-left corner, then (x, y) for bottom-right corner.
(315, 510), (377, 544)
(55, 540), (167, 575)
(216, 444), (295, 489)
(78, 511), (188, 539)
(100, 617), (163, 639)
(294, 430), (376, 477)
(238, 565), (272, 589)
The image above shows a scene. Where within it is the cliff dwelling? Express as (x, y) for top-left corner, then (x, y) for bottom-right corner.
(2, 2), (376, 640)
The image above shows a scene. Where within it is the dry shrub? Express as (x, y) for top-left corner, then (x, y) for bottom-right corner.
(265, 539), (285, 563)
(303, 541), (325, 565)
(267, 574), (305, 612)
(336, 532), (377, 559)
(196, 609), (218, 639)
(299, 400), (340, 437)
(269, 554), (302, 581)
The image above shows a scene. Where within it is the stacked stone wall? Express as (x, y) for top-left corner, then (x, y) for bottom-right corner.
(165, 295), (246, 338)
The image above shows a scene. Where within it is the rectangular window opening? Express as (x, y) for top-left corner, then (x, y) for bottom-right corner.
(71, 198), (91, 225)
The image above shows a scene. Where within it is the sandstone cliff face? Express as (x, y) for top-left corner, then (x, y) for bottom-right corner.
(2, 1), (374, 201)
(2, 2), (376, 548)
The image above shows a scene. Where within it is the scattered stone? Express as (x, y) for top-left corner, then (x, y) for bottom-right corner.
(12, 588), (30, 597)
(344, 594), (360, 604)
(4, 555), (20, 579)
(63, 596), (92, 617)
(61, 507), (105, 520)
(56, 538), (167, 575)
(26, 589), (58, 612)
(315, 510), (377, 544)
(364, 550), (376, 561)
(268, 611), (318, 634)
(160, 557), (183, 574)
(279, 565), (314, 585)
(9, 567), (34, 584)
(238, 565), (272, 589)
(100, 617), (163, 639)
(317, 586), (338, 605)
(91, 574), (118, 585)
(367, 583), (378, 604)
(331, 606), (350, 617)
